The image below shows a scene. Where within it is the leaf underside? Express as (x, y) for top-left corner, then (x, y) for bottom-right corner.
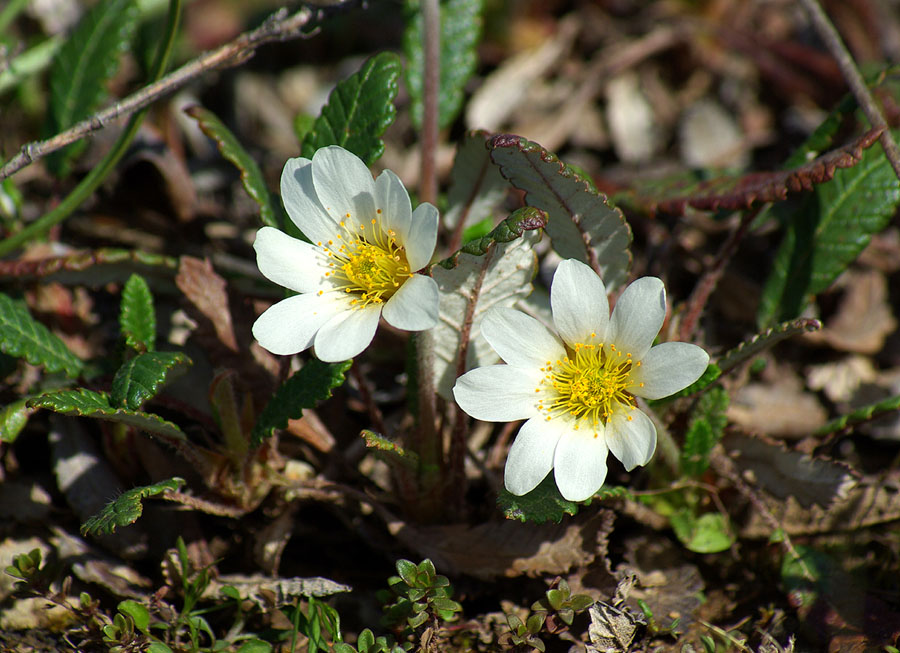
(80, 477), (186, 535)
(301, 52), (402, 166)
(0, 292), (84, 378)
(443, 130), (508, 231)
(489, 134), (632, 289)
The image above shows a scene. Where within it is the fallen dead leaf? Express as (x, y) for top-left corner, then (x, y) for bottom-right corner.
(727, 366), (827, 438)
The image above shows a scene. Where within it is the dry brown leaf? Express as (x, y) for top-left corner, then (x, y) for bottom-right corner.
(201, 574), (351, 607)
(806, 355), (878, 403)
(175, 256), (238, 351)
(722, 432), (856, 508)
(727, 367), (827, 438)
(392, 511), (613, 581)
(807, 269), (897, 354)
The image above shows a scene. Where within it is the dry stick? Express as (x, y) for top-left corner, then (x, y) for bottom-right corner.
(0, 7), (313, 182)
(798, 0), (900, 182)
(678, 207), (760, 342)
(350, 362), (386, 436)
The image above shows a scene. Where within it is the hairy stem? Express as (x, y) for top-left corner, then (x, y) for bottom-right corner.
(419, 0), (440, 206)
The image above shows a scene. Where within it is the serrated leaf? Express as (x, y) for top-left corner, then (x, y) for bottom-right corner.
(498, 474), (579, 523)
(111, 351), (191, 411)
(185, 106), (279, 228)
(432, 207), (545, 398)
(681, 386), (729, 477)
(404, 0), (483, 129)
(29, 388), (187, 440)
(80, 477), (185, 535)
(0, 291), (83, 378)
(489, 134), (632, 289)
(0, 398), (32, 443)
(300, 52), (402, 166)
(758, 132), (900, 327)
(251, 359), (352, 446)
(443, 130), (508, 232)
(46, 0), (139, 175)
(670, 510), (733, 554)
(120, 273), (155, 353)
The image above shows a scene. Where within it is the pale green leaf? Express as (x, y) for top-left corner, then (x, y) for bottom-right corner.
(671, 510), (734, 554)
(0, 398), (32, 443)
(0, 291), (83, 378)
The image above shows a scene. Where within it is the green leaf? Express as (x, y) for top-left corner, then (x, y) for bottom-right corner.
(498, 474), (578, 523)
(80, 477), (185, 535)
(29, 388), (187, 441)
(489, 134), (632, 289)
(0, 291), (83, 378)
(815, 392), (900, 436)
(110, 351), (191, 411)
(147, 644), (174, 653)
(758, 133), (900, 327)
(46, 0), (139, 175)
(443, 131), (508, 232)
(396, 559), (418, 586)
(251, 359), (352, 446)
(717, 317), (821, 373)
(0, 398), (32, 443)
(681, 387), (729, 477)
(432, 208), (545, 398)
(404, 0), (483, 130)
(362, 429), (419, 471)
(120, 273), (156, 353)
(670, 510), (733, 553)
(300, 52), (402, 166)
(118, 600), (150, 633)
(185, 106), (279, 228)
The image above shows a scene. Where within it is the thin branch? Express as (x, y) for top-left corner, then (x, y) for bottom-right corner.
(0, 7), (313, 182)
(798, 0), (900, 181)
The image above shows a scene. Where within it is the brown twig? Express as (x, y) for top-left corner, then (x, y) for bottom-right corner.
(678, 206), (760, 342)
(798, 0), (900, 182)
(0, 7), (313, 182)
(419, 0), (440, 205)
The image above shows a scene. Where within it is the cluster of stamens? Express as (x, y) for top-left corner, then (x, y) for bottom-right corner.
(536, 339), (644, 437)
(316, 210), (412, 308)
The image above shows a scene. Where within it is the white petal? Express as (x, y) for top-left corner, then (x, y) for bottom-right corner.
(313, 304), (381, 361)
(551, 259), (609, 346)
(311, 146), (376, 230)
(406, 203), (438, 271)
(553, 428), (609, 502)
(252, 293), (346, 356)
(254, 227), (333, 294)
(280, 157), (336, 246)
(610, 276), (665, 359)
(382, 274), (438, 331)
(504, 417), (566, 496)
(481, 307), (565, 368)
(374, 169), (412, 245)
(606, 408), (657, 471)
(630, 342), (709, 399)
(452, 365), (541, 422)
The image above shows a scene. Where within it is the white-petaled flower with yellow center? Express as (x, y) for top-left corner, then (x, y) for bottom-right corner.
(252, 146), (439, 362)
(452, 258), (709, 502)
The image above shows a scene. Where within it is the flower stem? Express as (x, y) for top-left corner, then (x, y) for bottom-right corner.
(419, 0), (440, 206)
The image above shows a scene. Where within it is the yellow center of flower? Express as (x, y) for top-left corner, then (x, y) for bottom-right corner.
(318, 214), (412, 308)
(536, 341), (643, 436)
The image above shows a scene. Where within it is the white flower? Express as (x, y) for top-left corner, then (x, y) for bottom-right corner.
(452, 259), (709, 502)
(252, 146), (439, 362)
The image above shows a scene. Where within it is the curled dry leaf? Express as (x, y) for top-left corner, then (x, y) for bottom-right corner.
(200, 574), (351, 607)
(391, 510), (613, 581)
(722, 432), (856, 508)
(175, 256), (238, 352)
